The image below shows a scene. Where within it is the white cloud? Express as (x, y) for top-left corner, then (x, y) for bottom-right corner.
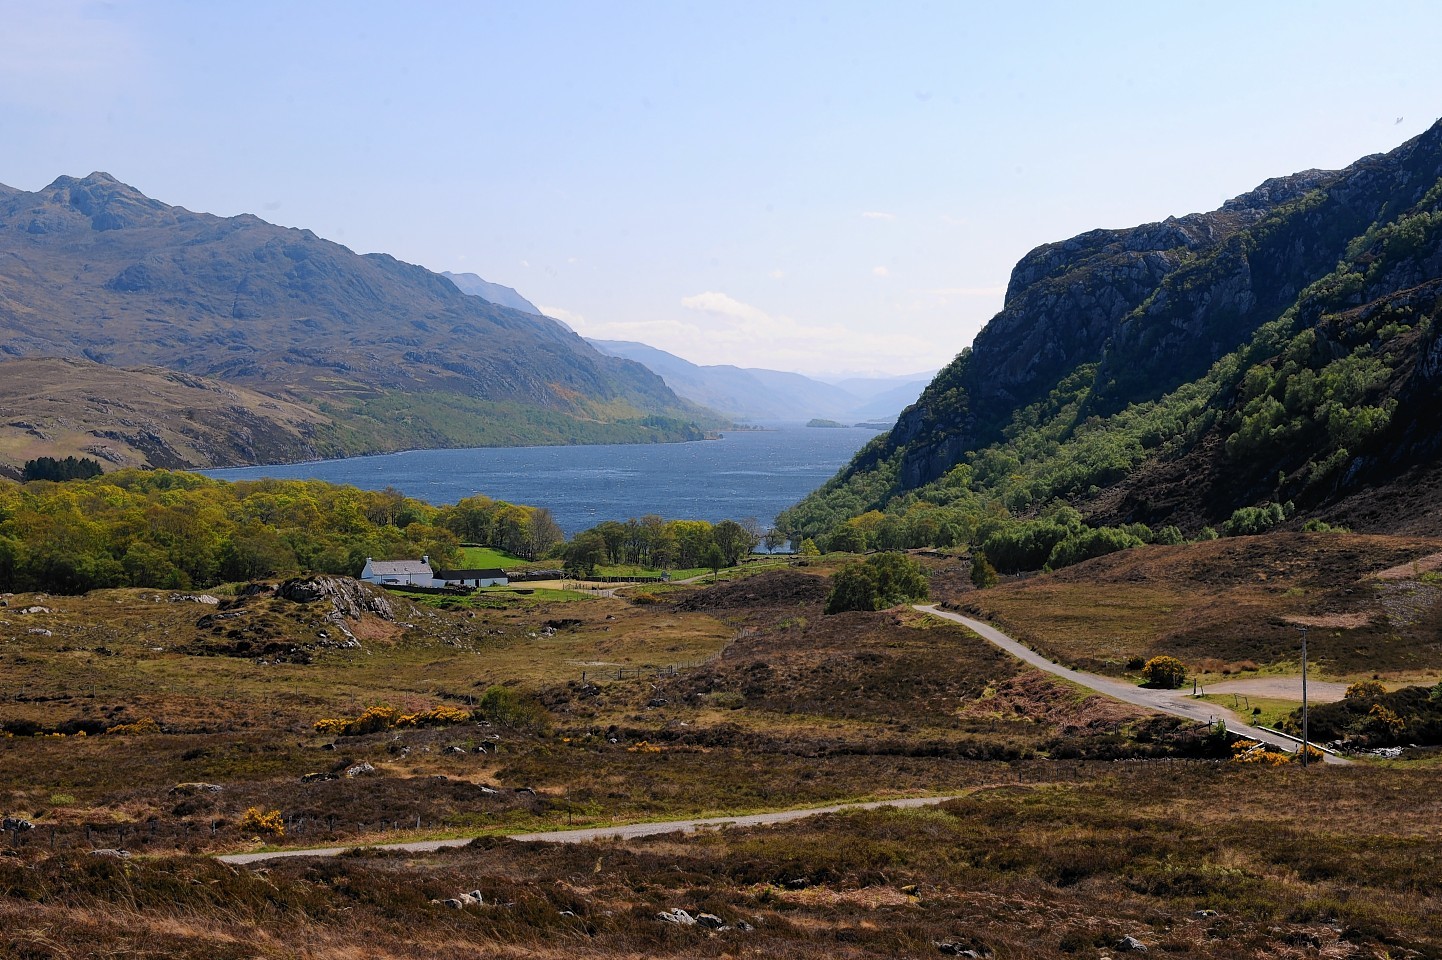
(538, 304), (587, 331)
(669, 291), (937, 375)
(861, 211), (896, 221)
(872, 266), (891, 278)
(768, 268), (785, 280)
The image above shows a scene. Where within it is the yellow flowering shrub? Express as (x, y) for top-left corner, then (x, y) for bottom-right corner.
(239, 806), (285, 837)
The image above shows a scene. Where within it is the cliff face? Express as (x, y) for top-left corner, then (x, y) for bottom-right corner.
(796, 120), (1442, 535)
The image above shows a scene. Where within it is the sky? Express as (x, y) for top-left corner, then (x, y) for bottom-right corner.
(3, 1), (1441, 378)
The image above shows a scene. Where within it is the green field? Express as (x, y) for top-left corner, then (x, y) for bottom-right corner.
(458, 546), (526, 568)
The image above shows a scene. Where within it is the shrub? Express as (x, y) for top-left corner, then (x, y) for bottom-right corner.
(476, 686), (552, 734)
(1140, 656), (1187, 689)
(1344, 679), (1387, 700)
(1222, 502), (1291, 537)
(825, 552), (929, 614)
(395, 705), (472, 727)
(1046, 526), (1144, 570)
(314, 705), (400, 737)
(969, 551), (999, 589)
(239, 807), (285, 837)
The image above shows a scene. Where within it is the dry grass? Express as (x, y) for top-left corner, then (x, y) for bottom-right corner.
(4, 551), (1442, 956)
(955, 533), (1442, 680)
(6, 764), (1442, 958)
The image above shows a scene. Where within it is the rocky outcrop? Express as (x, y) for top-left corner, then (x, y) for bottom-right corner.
(277, 575), (394, 622)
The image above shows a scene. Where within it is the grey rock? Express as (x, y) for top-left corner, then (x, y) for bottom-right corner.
(656, 908), (696, 925)
(168, 782), (223, 795)
(695, 913), (727, 929)
(300, 772), (338, 783)
(344, 762), (376, 778)
(88, 848), (130, 858)
(1117, 935), (1148, 952)
(2, 817), (35, 831)
(277, 575), (395, 623)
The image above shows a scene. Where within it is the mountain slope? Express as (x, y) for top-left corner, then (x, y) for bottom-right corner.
(781, 121), (1442, 545)
(441, 271), (542, 314)
(0, 174), (709, 468)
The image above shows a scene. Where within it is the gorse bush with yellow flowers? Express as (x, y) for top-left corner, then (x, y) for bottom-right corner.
(314, 704), (473, 737)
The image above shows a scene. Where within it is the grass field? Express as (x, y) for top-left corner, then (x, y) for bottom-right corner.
(458, 546), (526, 569)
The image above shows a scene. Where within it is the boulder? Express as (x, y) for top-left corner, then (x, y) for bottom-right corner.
(300, 772), (338, 783)
(695, 913), (727, 929)
(278, 575), (394, 622)
(2, 817), (35, 832)
(1117, 935), (1148, 952)
(344, 762), (376, 778)
(657, 908), (697, 925)
(168, 782), (223, 795)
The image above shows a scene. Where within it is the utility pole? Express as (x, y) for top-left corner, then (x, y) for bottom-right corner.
(1300, 625), (1310, 768)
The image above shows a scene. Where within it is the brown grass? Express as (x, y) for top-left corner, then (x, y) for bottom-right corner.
(954, 533), (1442, 679)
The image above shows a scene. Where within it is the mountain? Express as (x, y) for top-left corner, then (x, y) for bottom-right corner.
(588, 339), (931, 422)
(0, 174), (710, 472)
(781, 121), (1442, 547)
(441, 271), (542, 315)
(0, 358), (331, 476)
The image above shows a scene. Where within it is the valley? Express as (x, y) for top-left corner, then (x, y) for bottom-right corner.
(3, 64), (1442, 960)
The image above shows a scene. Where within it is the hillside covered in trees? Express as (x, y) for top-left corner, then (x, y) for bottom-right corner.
(779, 120), (1442, 567)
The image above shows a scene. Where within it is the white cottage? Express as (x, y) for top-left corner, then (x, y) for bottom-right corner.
(359, 556), (435, 586)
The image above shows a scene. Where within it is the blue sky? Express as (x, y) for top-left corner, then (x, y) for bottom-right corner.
(4, 1), (1440, 376)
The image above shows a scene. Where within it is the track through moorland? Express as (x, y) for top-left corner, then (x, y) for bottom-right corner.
(217, 795), (965, 865)
(915, 605), (1349, 765)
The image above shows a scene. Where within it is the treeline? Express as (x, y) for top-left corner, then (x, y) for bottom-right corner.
(21, 456), (105, 482)
(561, 516), (764, 576)
(0, 471), (562, 594)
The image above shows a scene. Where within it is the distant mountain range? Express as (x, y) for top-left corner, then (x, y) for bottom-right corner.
(784, 120), (1442, 540)
(0, 173), (711, 475)
(587, 339), (933, 423)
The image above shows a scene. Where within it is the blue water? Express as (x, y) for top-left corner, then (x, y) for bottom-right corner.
(203, 427), (877, 535)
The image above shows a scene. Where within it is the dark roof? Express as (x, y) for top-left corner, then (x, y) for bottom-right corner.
(433, 568), (507, 580)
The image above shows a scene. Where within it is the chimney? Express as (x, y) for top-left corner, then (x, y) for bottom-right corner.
(422, 555), (429, 565)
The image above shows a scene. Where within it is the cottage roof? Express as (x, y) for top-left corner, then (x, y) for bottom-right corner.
(366, 560), (433, 576)
(433, 568), (506, 579)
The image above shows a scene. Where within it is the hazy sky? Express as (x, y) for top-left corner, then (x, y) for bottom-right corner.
(4, 1), (1440, 377)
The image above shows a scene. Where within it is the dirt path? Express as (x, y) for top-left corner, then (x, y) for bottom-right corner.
(915, 605), (1349, 765)
(217, 795), (964, 866)
(1203, 677), (1349, 701)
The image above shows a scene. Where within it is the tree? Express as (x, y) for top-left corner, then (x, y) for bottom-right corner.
(798, 538), (821, 557)
(1140, 655), (1187, 689)
(702, 544), (725, 579)
(969, 550), (999, 589)
(526, 507), (563, 560)
(712, 519), (756, 566)
(824, 552), (929, 614)
(564, 530), (606, 577)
